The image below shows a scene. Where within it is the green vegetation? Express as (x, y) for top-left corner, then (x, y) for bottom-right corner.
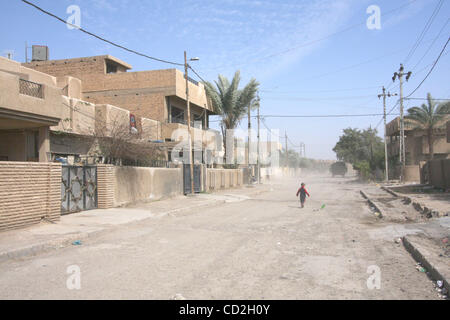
(204, 71), (259, 160)
(333, 127), (385, 180)
(405, 93), (450, 160)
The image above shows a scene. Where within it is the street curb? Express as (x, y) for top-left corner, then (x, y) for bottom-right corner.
(360, 190), (383, 218)
(402, 236), (449, 297)
(382, 186), (443, 218)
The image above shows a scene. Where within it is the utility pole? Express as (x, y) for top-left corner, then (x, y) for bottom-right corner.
(184, 51), (194, 194)
(25, 42), (28, 63)
(285, 131), (288, 170)
(378, 86), (397, 182)
(256, 94), (261, 184)
(392, 64), (412, 182)
(247, 92), (252, 185)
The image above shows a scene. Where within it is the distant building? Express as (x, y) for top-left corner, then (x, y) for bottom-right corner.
(386, 116), (450, 181)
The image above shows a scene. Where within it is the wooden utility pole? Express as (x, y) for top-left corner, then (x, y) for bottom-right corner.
(256, 95), (261, 184)
(285, 131), (288, 170)
(393, 64), (412, 182)
(184, 51), (195, 194)
(378, 86), (397, 182)
(247, 93), (252, 184)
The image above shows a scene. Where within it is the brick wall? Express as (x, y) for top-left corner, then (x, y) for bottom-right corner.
(97, 164), (115, 209)
(0, 162), (61, 232)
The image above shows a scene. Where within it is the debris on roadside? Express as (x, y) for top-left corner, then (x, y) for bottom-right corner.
(415, 262), (426, 273)
(72, 240), (82, 246)
(394, 238), (402, 244)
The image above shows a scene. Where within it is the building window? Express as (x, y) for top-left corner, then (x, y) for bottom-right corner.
(171, 106), (185, 124)
(106, 62), (118, 74)
(193, 113), (203, 129)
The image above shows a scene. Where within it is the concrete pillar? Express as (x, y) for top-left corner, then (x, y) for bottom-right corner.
(38, 126), (50, 162)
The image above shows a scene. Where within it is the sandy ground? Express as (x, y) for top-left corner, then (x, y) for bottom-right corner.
(0, 175), (442, 299)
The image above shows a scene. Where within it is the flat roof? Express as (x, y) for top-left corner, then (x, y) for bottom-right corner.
(24, 55), (133, 70)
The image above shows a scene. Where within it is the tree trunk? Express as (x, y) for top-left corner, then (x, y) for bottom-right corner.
(428, 128), (434, 160)
(427, 128), (433, 185)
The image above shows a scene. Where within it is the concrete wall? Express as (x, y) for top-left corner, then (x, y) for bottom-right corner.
(0, 132), (26, 161)
(404, 165), (420, 182)
(114, 166), (183, 206)
(427, 159), (450, 189)
(205, 169), (243, 191)
(0, 162), (61, 232)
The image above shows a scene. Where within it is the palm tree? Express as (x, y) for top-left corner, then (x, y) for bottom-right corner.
(405, 93), (450, 160)
(204, 71), (259, 160)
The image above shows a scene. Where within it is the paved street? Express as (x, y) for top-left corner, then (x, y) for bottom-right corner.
(0, 175), (441, 299)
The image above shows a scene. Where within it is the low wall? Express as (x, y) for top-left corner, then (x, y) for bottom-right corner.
(0, 162), (61, 232)
(427, 159), (450, 189)
(205, 169), (243, 191)
(390, 165), (420, 182)
(114, 166), (183, 206)
(404, 165), (420, 182)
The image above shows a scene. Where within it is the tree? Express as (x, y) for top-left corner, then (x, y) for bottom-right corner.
(333, 127), (385, 180)
(405, 93), (450, 160)
(204, 71), (259, 160)
(94, 114), (162, 166)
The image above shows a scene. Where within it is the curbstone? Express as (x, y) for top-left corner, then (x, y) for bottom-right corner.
(403, 236), (449, 298)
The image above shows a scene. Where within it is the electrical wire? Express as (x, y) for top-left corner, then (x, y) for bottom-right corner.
(200, 0), (419, 71)
(21, 0), (184, 66)
(404, 0), (444, 64)
(411, 18), (449, 71)
(406, 37), (450, 98)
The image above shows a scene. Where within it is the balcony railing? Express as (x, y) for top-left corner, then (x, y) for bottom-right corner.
(184, 74), (199, 86)
(19, 79), (44, 99)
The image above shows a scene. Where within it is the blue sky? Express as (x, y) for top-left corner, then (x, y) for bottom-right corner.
(1, 0), (449, 159)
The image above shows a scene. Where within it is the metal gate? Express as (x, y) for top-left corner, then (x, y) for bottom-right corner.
(61, 165), (98, 214)
(183, 164), (201, 194)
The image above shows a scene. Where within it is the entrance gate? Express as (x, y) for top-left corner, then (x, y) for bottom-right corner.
(61, 165), (98, 214)
(183, 164), (201, 194)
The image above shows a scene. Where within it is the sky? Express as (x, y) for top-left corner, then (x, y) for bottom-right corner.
(1, 0), (449, 160)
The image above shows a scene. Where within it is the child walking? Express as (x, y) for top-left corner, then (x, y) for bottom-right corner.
(296, 183), (310, 208)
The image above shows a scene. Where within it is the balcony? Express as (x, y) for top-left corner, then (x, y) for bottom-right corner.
(0, 70), (62, 129)
(19, 79), (44, 99)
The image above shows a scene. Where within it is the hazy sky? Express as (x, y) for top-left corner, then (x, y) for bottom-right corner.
(1, 0), (449, 159)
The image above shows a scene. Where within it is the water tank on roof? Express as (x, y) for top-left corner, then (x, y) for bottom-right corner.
(32, 45), (49, 61)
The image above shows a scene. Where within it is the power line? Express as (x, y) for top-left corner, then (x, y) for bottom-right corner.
(258, 113), (399, 118)
(404, 0), (444, 64)
(21, 0), (184, 66)
(200, 0), (418, 71)
(406, 36), (450, 98)
(259, 85), (382, 94)
(262, 95), (374, 101)
(411, 18), (449, 71)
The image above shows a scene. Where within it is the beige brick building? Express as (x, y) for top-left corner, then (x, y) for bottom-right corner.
(386, 116), (450, 180)
(23, 55), (218, 146)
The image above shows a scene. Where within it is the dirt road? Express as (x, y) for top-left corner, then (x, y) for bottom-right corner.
(0, 175), (440, 299)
